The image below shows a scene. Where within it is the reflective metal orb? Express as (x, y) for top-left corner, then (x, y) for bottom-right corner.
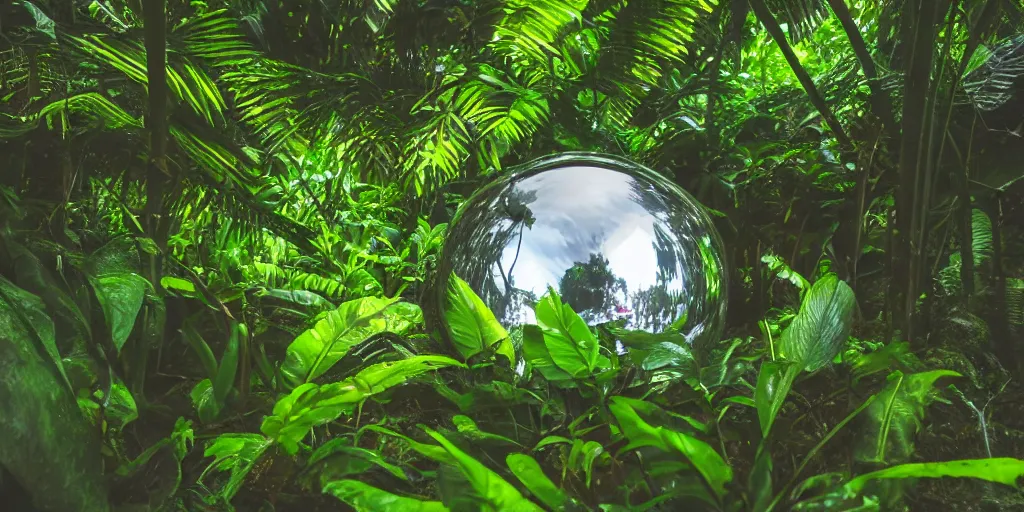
(436, 153), (727, 349)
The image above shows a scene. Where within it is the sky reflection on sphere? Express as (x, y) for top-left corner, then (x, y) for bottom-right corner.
(437, 153), (727, 349)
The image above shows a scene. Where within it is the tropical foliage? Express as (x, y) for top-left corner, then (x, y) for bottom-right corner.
(2, 0), (1024, 511)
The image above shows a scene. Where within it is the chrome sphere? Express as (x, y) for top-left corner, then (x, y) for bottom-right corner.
(436, 153), (727, 350)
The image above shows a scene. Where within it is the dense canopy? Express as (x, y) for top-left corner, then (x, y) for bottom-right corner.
(2, 1), (1024, 511)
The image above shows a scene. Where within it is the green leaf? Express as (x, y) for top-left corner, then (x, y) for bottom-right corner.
(858, 370), (961, 464)
(100, 379), (138, 431)
(534, 289), (599, 377)
(777, 274), (856, 372)
(452, 415), (521, 445)
(213, 322), (244, 408)
(507, 453), (569, 510)
(89, 273), (148, 352)
(609, 396), (732, 501)
(282, 296), (413, 386)
(324, 480), (448, 511)
(308, 439), (408, 481)
(160, 276), (196, 294)
(422, 427), (545, 511)
(200, 433), (272, 502)
(755, 360), (799, 437)
(0, 309), (110, 511)
(0, 276), (71, 390)
(522, 325), (575, 384)
(190, 379), (220, 424)
(844, 458), (1024, 496)
(263, 356), (463, 454)
(443, 274), (511, 364)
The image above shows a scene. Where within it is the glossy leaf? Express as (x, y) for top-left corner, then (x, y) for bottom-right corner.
(755, 360), (799, 437)
(422, 427), (545, 512)
(844, 458), (1024, 496)
(263, 356), (463, 453)
(444, 274), (512, 364)
(777, 274), (855, 372)
(609, 396), (732, 501)
(535, 289), (599, 377)
(281, 296), (414, 386)
(213, 322), (245, 407)
(507, 453), (569, 510)
(324, 480), (448, 511)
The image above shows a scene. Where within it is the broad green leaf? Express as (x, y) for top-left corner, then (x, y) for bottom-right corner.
(359, 424), (456, 465)
(199, 433), (272, 502)
(160, 276), (196, 294)
(522, 325), (574, 384)
(844, 458), (1024, 496)
(90, 273), (148, 352)
(213, 322), (245, 408)
(535, 289), (599, 377)
(190, 379), (220, 424)
(452, 415), (520, 445)
(309, 438), (408, 481)
(0, 276), (70, 389)
(444, 274), (511, 364)
(263, 356), (463, 453)
(858, 370), (961, 464)
(582, 440), (605, 488)
(507, 453), (569, 510)
(101, 379), (138, 431)
(777, 274), (855, 372)
(755, 360), (799, 437)
(324, 480), (448, 511)
(533, 435), (573, 451)
(609, 396), (732, 501)
(0, 321), (110, 511)
(422, 427), (545, 512)
(282, 296), (412, 386)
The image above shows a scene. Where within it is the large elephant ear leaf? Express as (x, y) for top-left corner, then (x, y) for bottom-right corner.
(777, 274), (855, 372)
(443, 274), (511, 365)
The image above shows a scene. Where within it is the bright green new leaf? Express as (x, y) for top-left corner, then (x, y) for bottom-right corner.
(609, 396), (732, 501)
(444, 274), (512, 365)
(282, 296), (415, 386)
(160, 276), (196, 294)
(263, 356), (462, 453)
(844, 458), (1024, 496)
(507, 453), (569, 510)
(535, 289), (599, 377)
(754, 360), (799, 437)
(777, 274), (855, 372)
(324, 480), (448, 511)
(522, 325), (575, 384)
(422, 427), (545, 512)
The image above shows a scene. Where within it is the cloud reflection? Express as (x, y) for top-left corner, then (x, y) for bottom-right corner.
(437, 153), (727, 350)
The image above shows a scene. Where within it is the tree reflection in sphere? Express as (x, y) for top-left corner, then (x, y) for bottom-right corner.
(436, 153), (727, 351)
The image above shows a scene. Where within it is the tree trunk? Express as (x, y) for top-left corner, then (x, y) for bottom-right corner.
(895, 0), (941, 342)
(140, 0), (168, 396)
(827, 0), (897, 134)
(748, 0), (852, 148)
